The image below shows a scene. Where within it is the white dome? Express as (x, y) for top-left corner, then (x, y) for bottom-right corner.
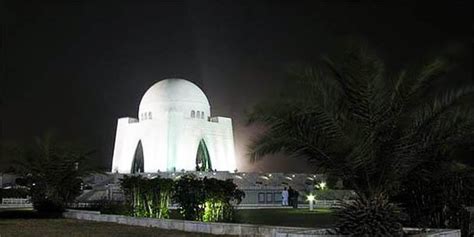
(138, 79), (210, 119)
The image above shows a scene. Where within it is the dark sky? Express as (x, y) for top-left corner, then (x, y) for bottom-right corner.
(1, 1), (472, 172)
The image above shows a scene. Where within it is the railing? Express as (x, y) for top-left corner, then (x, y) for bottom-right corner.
(0, 198), (32, 208)
(235, 199), (353, 209)
(314, 199), (340, 208)
(2, 198), (30, 205)
(67, 202), (97, 209)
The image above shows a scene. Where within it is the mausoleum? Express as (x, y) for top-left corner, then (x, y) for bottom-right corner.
(111, 79), (237, 173)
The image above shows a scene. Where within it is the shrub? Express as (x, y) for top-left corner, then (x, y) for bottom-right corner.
(98, 201), (131, 215)
(172, 175), (244, 222)
(334, 193), (404, 237)
(120, 175), (174, 218)
(393, 164), (474, 236)
(120, 174), (244, 222)
(0, 188), (29, 199)
(32, 198), (64, 214)
(173, 174), (205, 220)
(202, 177), (245, 222)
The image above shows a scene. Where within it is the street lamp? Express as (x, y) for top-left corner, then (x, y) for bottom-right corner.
(315, 181), (327, 190)
(307, 193), (315, 211)
(319, 181), (326, 190)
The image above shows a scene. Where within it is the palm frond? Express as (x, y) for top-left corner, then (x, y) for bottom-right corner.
(407, 87), (474, 138)
(247, 42), (473, 201)
(392, 58), (448, 109)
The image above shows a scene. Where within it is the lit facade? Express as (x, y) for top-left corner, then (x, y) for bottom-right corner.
(111, 79), (236, 173)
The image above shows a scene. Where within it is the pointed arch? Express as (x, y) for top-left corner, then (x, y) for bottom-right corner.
(131, 140), (144, 174)
(195, 139), (212, 171)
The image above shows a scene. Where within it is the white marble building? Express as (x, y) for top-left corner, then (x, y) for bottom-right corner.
(111, 79), (236, 173)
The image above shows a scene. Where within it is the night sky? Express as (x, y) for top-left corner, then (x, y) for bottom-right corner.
(1, 1), (472, 172)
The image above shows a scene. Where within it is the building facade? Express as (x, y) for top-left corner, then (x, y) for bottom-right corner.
(111, 79), (236, 173)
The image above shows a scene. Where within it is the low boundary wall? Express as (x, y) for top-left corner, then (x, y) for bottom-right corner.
(63, 209), (460, 237)
(63, 209), (330, 237)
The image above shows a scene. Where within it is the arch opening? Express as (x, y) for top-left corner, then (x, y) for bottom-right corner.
(131, 140), (144, 174)
(196, 139), (212, 171)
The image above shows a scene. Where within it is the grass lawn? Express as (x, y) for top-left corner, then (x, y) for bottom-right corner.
(0, 208), (335, 236)
(0, 209), (231, 237)
(234, 208), (335, 228)
(168, 208), (335, 228)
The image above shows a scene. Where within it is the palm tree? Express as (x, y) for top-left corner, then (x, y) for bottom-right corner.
(9, 133), (99, 212)
(248, 42), (473, 235)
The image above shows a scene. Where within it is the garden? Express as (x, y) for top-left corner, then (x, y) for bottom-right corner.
(118, 174), (245, 222)
(1, 41), (473, 236)
(0, 209), (230, 237)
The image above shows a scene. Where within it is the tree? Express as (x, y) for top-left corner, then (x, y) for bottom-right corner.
(248, 41), (473, 235)
(8, 133), (98, 212)
(120, 175), (174, 218)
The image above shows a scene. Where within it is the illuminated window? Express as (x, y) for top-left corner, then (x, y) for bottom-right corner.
(191, 110), (195, 118)
(148, 112), (152, 119)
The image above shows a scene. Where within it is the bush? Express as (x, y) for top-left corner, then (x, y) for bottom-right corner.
(119, 174), (244, 222)
(98, 201), (131, 215)
(29, 181), (65, 213)
(202, 177), (244, 222)
(393, 165), (473, 236)
(334, 193), (404, 237)
(173, 175), (244, 222)
(173, 174), (205, 220)
(120, 175), (174, 218)
(32, 198), (64, 214)
(0, 188), (29, 199)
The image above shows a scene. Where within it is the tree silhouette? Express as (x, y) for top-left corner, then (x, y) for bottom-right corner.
(9, 133), (99, 212)
(248, 41), (473, 235)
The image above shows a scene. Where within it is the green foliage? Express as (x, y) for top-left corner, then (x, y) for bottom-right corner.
(0, 188), (29, 199)
(97, 201), (131, 215)
(32, 198), (65, 213)
(334, 194), (404, 237)
(173, 174), (244, 222)
(120, 175), (174, 218)
(120, 174), (243, 222)
(7, 133), (98, 213)
(202, 177), (245, 222)
(156, 178), (174, 219)
(247, 40), (473, 234)
(394, 163), (473, 236)
(172, 174), (205, 220)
